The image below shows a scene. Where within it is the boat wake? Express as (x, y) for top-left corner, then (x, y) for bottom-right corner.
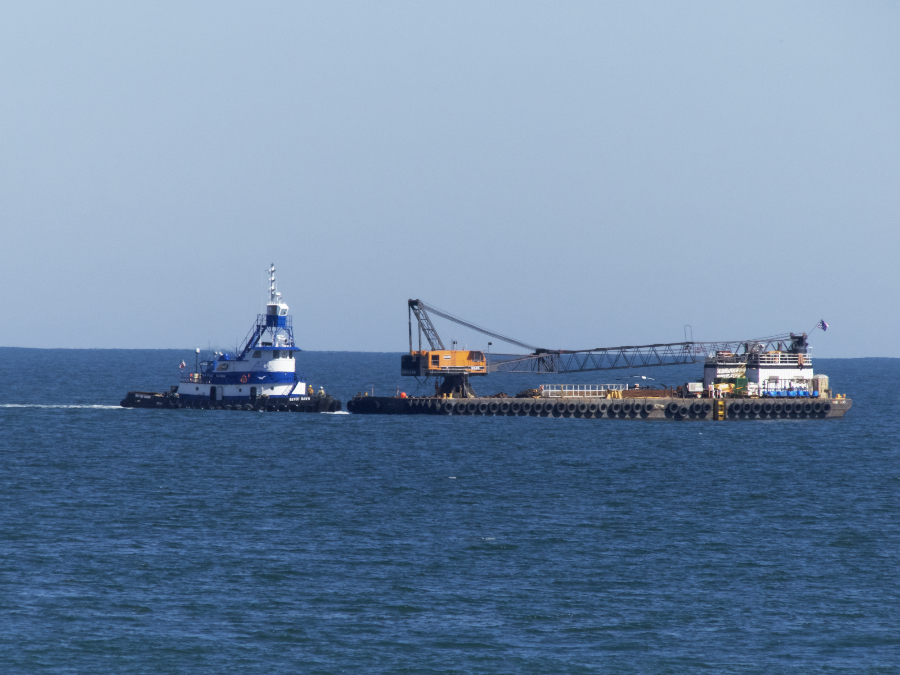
(0, 404), (123, 409)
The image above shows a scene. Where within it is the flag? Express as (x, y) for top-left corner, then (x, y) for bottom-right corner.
(179, 360), (186, 369)
(816, 320), (829, 332)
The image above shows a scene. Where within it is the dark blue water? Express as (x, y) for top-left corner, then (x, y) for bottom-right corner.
(2, 349), (898, 673)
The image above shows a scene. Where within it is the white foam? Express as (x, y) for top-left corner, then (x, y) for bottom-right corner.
(325, 410), (350, 415)
(0, 404), (123, 409)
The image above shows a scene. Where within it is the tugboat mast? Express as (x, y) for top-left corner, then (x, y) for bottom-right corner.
(269, 263), (278, 304)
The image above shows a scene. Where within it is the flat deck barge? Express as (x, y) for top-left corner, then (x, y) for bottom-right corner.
(347, 393), (850, 419)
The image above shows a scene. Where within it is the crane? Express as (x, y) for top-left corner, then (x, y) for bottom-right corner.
(401, 298), (812, 398)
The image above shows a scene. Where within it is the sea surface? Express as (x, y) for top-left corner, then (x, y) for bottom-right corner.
(1, 349), (898, 673)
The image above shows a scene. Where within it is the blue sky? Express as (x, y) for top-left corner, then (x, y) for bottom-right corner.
(1, 2), (897, 356)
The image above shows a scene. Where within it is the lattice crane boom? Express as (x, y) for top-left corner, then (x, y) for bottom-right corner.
(406, 298), (808, 376)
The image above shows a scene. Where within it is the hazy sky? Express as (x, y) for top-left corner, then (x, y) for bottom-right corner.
(1, 2), (897, 357)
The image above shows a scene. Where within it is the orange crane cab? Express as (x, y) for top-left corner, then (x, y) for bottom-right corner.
(402, 349), (487, 377)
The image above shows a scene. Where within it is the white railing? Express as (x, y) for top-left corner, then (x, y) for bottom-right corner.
(540, 384), (626, 398)
(705, 352), (812, 367)
(753, 352), (812, 366)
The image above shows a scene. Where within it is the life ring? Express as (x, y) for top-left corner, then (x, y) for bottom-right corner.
(240, 375), (248, 383)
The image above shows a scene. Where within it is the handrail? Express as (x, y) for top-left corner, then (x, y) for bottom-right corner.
(540, 384), (626, 398)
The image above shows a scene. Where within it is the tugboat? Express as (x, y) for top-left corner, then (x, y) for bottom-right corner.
(121, 265), (341, 413)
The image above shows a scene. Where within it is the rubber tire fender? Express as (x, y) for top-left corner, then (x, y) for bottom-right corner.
(622, 402), (633, 415)
(813, 401), (823, 414)
(763, 402), (773, 414)
(822, 402), (832, 414)
(510, 401), (521, 414)
(577, 402), (588, 415)
(566, 402), (577, 415)
(678, 405), (690, 417)
(690, 401), (703, 415)
(466, 401), (478, 414)
(643, 402), (655, 415)
(521, 401), (534, 415)
(728, 402), (740, 416)
(588, 402), (598, 416)
(500, 401), (510, 414)
(667, 402), (680, 415)
(532, 401), (543, 415)
(773, 402), (783, 414)
(488, 401), (500, 415)
(751, 402), (762, 415)
(803, 402), (813, 414)
(555, 401), (566, 415)
(599, 403), (608, 414)
(443, 401), (455, 414)
(611, 402), (622, 415)
(741, 402), (753, 414)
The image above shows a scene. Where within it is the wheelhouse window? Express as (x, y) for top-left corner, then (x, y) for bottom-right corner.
(252, 351), (262, 358)
(272, 351), (280, 359)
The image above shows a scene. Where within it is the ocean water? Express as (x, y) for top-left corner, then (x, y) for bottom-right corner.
(1, 349), (898, 673)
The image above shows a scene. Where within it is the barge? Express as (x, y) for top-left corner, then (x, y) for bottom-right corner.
(347, 334), (851, 420)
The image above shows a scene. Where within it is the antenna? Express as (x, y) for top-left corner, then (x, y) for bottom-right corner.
(268, 263), (277, 303)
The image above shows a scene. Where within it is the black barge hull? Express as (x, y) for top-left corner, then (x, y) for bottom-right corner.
(346, 396), (851, 420)
(121, 391), (341, 413)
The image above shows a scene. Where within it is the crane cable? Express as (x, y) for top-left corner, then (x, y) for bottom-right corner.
(415, 300), (538, 352)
